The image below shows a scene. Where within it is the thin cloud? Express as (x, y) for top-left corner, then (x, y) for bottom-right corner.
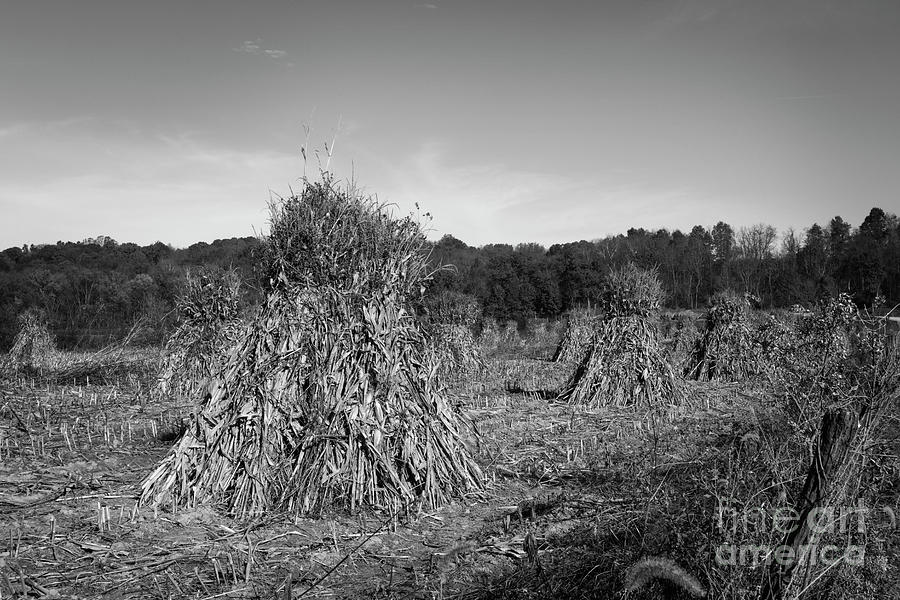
(336, 140), (717, 246)
(0, 121), (301, 247)
(233, 39), (289, 61)
(234, 40), (261, 54)
(368, 142), (603, 245)
(0, 122), (29, 138)
(657, 0), (734, 27)
(777, 94), (831, 101)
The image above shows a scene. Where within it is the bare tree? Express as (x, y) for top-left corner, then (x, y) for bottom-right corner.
(736, 224), (778, 300)
(738, 224), (777, 261)
(780, 228), (800, 257)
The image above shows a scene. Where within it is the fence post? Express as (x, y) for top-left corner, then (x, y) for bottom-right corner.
(759, 408), (856, 600)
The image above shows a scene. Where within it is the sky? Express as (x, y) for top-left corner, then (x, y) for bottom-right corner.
(2, 0), (899, 249)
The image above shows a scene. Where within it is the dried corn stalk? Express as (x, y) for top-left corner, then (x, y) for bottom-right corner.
(684, 291), (759, 381)
(429, 323), (485, 380)
(559, 264), (682, 410)
(152, 267), (245, 406)
(553, 308), (598, 363)
(6, 309), (56, 372)
(141, 175), (483, 517)
(424, 292), (484, 379)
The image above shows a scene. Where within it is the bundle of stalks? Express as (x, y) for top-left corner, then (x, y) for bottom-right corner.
(524, 318), (562, 357)
(430, 324), (484, 379)
(552, 308), (598, 363)
(601, 262), (665, 318)
(683, 291), (758, 381)
(477, 316), (500, 353)
(424, 290), (480, 328)
(478, 318), (523, 356)
(424, 291), (485, 379)
(664, 313), (701, 370)
(141, 174), (483, 518)
(559, 263), (682, 410)
(153, 267), (245, 405)
(6, 309), (56, 372)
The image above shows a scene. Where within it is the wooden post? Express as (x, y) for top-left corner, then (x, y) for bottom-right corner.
(759, 409), (856, 600)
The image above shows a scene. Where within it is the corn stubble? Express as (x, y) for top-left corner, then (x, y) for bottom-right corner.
(141, 175), (483, 518)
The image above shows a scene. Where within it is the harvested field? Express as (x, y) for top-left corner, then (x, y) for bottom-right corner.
(7, 5), (900, 598)
(3, 346), (898, 599)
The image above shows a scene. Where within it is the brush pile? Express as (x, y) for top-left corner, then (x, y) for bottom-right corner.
(559, 263), (682, 409)
(152, 267), (245, 406)
(552, 308), (598, 363)
(683, 291), (758, 381)
(5, 309), (56, 373)
(141, 175), (483, 518)
(424, 291), (485, 380)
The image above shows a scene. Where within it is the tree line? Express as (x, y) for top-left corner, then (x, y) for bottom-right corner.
(428, 207), (900, 321)
(1, 207), (897, 350)
(0, 236), (260, 349)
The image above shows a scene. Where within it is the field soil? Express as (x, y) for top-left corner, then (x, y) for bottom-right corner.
(1, 354), (897, 599)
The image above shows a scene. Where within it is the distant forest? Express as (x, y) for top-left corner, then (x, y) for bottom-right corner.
(1, 207), (898, 350)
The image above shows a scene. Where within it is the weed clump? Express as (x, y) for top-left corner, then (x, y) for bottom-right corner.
(706, 293), (899, 599)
